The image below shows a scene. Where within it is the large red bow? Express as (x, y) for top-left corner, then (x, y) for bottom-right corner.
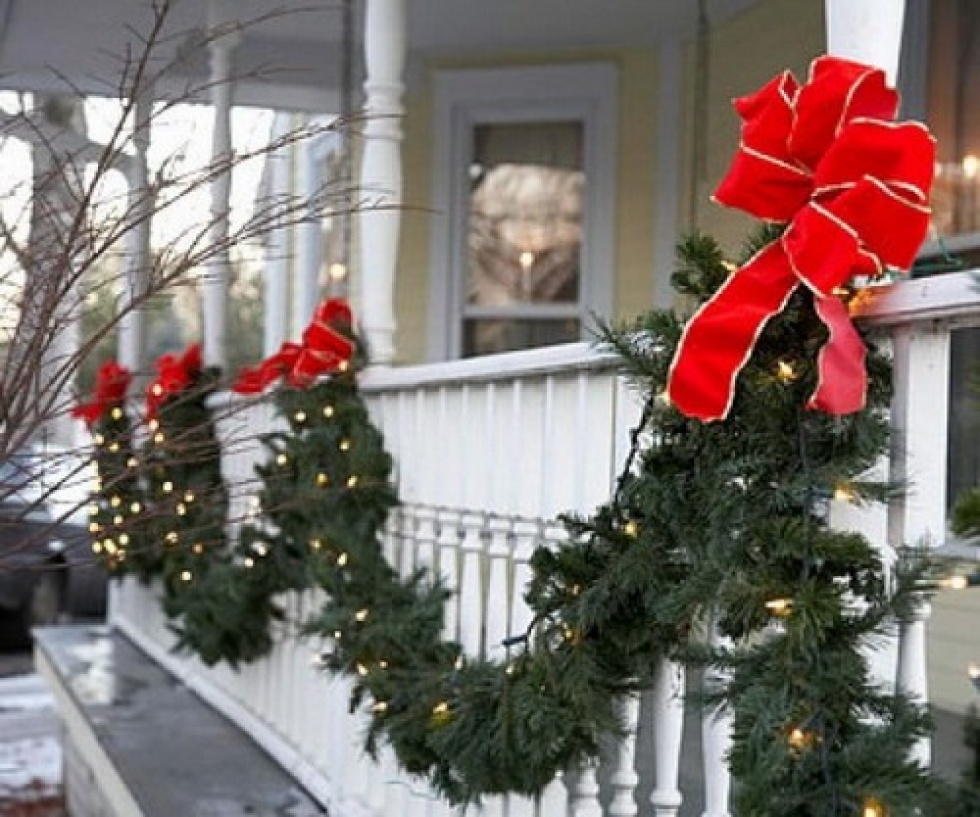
(666, 56), (935, 421)
(73, 360), (132, 426)
(233, 299), (355, 394)
(146, 343), (203, 419)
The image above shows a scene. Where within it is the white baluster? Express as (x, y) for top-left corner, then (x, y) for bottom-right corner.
(609, 691), (641, 817)
(536, 773), (566, 817)
(702, 625), (732, 817)
(568, 757), (602, 817)
(824, 0), (906, 84)
(510, 520), (541, 642)
(650, 658), (685, 817)
(415, 506), (438, 574)
(400, 505), (417, 579)
(458, 512), (485, 656)
(485, 516), (512, 659)
(359, 0), (405, 365)
(897, 597), (932, 767)
(437, 509), (462, 641)
(384, 506), (401, 567)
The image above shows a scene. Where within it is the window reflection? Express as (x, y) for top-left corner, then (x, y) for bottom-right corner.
(948, 326), (980, 511)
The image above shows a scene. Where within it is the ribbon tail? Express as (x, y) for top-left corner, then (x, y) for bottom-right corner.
(667, 242), (799, 421)
(807, 295), (867, 414)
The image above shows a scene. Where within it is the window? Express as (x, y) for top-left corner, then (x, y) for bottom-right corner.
(429, 64), (616, 360)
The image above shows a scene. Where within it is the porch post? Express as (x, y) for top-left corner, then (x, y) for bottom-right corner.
(118, 88), (153, 375)
(202, 0), (240, 369)
(293, 128), (322, 334)
(358, 0), (405, 365)
(824, 0), (906, 84)
(263, 113), (293, 357)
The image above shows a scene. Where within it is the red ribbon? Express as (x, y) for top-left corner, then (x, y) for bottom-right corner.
(73, 360), (132, 426)
(146, 343), (203, 419)
(666, 56), (935, 421)
(233, 299), (355, 394)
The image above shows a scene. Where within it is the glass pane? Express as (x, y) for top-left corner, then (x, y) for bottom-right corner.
(928, 0), (980, 238)
(467, 122), (583, 308)
(948, 326), (980, 511)
(462, 317), (580, 357)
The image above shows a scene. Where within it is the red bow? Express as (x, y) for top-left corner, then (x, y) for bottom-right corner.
(73, 360), (132, 426)
(666, 56), (935, 421)
(233, 299), (355, 394)
(146, 343), (203, 419)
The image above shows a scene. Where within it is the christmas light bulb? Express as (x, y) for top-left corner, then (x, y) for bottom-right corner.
(152, 384), (163, 397)
(309, 539), (322, 551)
(162, 481), (173, 493)
(656, 390), (671, 406)
(153, 432), (165, 444)
(942, 575), (969, 590)
(372, 701), (388, 713)
(94, 433), (106, 446)
(316, 473), (329, 487)
(243, 557), (255, 568)
(104, 540), (117, 555)
(109, 496), (121, 507)
(833, 484), (856, 503)
(355, 608), (369, 622)
(777, 361), (796, 382)
(455, 655), (465, 671)
(356, 663), (369, 677)
(89, 504), (99, 516)
(252, 543), (268, 557)
(89, 522), (100, 533)
(623, 520), (639, 538)
(294, 410), (307, 423)
(130, 502), (142, 514)
(127, 457), (138, 468)
(323, 405), (335, 418)
(176, 503), (187, 516)
(113, 515), (124, 525)
(148, 419), (159, 431)
(193, 543), (204, 555)
(346, 475), (359, 488)
(108, 442), (120, 453)
(111, 407), (124, 420)
(861, 797), (885, 817)
(180, 570), (192, 582)
(92, 541), (103, 554)
(432, 701), (450, 716)
(165, 531), (179, 544)
(184, 491), (195, 503)
(337, 552), (348, 567)
(765, 598), (793, 617)
(276, 453), (288, 466)
(378, 660), (389, 669)
(119, 534), (130, 545)
(339, 439), (351, 452)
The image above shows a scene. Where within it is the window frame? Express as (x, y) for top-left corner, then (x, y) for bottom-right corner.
(428, 63), (617, 361)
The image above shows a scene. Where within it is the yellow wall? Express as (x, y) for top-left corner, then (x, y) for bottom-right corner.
(393, 0), (825, 363)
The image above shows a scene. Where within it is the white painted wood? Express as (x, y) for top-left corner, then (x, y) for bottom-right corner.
(568, 757), (602, 817)
(201, 0), (240, 368)
(459, 512), (485, 656)
(118, 88), (153, 375)
(293, 123), (322, 336)
(898, 598), (933, 768)
(650, 659), (685, 817)
(653, 39), (683, 310)
(437, 508), (462, 642)
(359, 0), (405, 365)
(263, 112), (293, 357)
(825, 0), (906, 83)
(485, 516), (512, 661)
(701, 625), (732, 817)
(608, 693), (640, 817)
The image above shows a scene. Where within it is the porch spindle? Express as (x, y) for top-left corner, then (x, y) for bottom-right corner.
(458, 512), (485, 656)
(415, 506), (438, 573)
(485, 517), (512, 658)
(202, 0), (240, 368)
(437, 509), (462, 641)
(608, 692), (641, 817)
(701, 624), (732, 817)
(399, 505), (417, 579)
(897, 599), (932, 767)
(650, 658), (686, 817)
(359, 0), (405, 365)
(118, 87), (153, 374)
(510, 519), (540, 640)
(567, 757), (602, 817)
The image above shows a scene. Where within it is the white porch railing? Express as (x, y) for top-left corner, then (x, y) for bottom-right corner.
(109, 278), (980, 816)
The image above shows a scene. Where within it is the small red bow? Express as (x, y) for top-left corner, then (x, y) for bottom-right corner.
(233, 299), (355, 394)
(146, 343), (203, 419)
(73, 360), (132, 426)
(666, 56), (935, 422)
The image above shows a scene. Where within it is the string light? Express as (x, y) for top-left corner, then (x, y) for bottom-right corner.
(276, 453), (289, 466)
(833, 484), (856, 503)
(162, 481), (173, 493)
(317, 473), (329, 487)
(776, 361), (796, 383)
(113, 515), (124, 525)
(92, 541), (103, 554)
(88, 504), (99, 517)
(252, 543), (269, 557)
(108, 442), (120, 453)
(346, 475), (359, 488)
(309, 538), (323, 551)
(118, 534), (130, 546)
(337, 552), (349, 567)
(184, 491), (195, 503)
(243, 557), (255, 568)
(193, 543), (205, 555)
(432, 701), (451, 719)
(861, 797), (886, 817)
(109, 496), (121, 507)
(176, 503), (187, 516)
(94, 434), (105, 446)
(356, 662), (369, 677)
(151, 384), (163, 397)
(130, 501), (142, 514)
(148, 419), (159, 431)
(127, 457), (139, 468)
(372, 700), (389, 714)
(165, 531), (179, 545)
(294, 410), (307, 423)
(89, 522), (100, 534)
(355, 608), (370, 622)
(339, 439), (351, 452)
(765, 597), (793, 617)
(623, 520), (639, 538)
(180, 570), (193, 582)
(154, 432), (165, 444)
(111, 407), (124, 420)
(104, 540), (117, 555)
(656, 390), (671, 407)
(323, 405), (335, 418)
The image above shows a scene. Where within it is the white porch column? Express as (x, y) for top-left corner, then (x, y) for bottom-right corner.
(202, 0), (240, 369)
(293, 127), (322, 334)
(824, 0), (906, 84)
(118, 88), (153, 375)
(358, 0), (405, 365)
(264, 113), (293, 357)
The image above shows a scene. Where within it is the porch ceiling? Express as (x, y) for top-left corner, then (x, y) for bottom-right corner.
(0, 0), (761, 112)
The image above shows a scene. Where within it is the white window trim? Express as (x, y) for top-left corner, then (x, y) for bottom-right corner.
(428, 63), (618, 361)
